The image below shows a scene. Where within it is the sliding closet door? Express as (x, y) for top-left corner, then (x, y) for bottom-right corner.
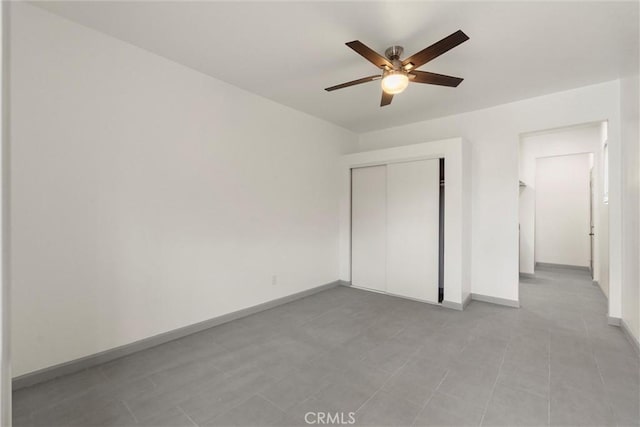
(386, 159), (440, 303)
(351, 165), (387, 292)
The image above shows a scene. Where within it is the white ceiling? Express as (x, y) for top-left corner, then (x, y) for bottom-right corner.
(32, 1), (639, 133)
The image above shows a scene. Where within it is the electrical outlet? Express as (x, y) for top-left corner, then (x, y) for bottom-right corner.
(272, 275), (277, 286)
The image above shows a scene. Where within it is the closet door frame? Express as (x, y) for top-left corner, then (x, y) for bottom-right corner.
(349, 155), (444, 305)
(341, 138), (471, 311)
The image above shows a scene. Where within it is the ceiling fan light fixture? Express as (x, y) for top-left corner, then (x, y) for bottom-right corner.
(381, 70), (409, 95)
(327, 31), (469, 106)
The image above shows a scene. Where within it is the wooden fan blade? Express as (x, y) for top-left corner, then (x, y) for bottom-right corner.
(409, 70), (464, 87)
(381, 91), (393, 106)
(346, 41), (393, 69)
(402, 30), (469, 69)
(325, 75), (381, 92)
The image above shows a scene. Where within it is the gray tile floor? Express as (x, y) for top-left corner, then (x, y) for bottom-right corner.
(13, 266), (640, 426)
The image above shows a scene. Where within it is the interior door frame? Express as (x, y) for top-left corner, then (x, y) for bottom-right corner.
(340, 137), (472, 310)
(589, 166), (594, 278)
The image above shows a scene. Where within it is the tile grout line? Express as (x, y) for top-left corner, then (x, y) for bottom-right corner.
(297, 301), (351, 328)
(410, 369), (450, 426)
(434, 369), (450, 392)
(177, 405), (200, 427)
(478, 341), (509, 426)
(434, 388), (474, 404)
(203, 390), (256, 425)
(582, 316), (618, 425)
(256, 392), (288, 414)
(410, 340), (450, 424)
(147, 376), (157, 387)
(410, 390), (437, 427)
(120, 399), (138, 424)
(353, 344), (422, 418)
(98, 368), (110, 381)
(28, 381), (104, 420)
(411, 329), (468, 424)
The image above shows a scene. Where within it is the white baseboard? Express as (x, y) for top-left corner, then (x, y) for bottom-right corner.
(471, 293), (520, 308)
(535, 262), (590, 271)
(620, 318), (640, 356)
(607, 316), (621, 326)
(441, 300), (462, 311)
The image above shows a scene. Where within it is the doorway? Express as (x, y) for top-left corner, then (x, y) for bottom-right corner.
(518, 121), (609, 297)
(534, 153), (593, 270)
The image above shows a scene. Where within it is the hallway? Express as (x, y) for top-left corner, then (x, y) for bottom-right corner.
(13, 266), (640, 426)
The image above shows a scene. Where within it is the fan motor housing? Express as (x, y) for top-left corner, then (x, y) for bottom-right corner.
(384, 46), (404, 60)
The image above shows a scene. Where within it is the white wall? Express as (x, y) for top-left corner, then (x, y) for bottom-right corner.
(10, 3), (357, 376)
(534, 153), (592, 267)
(518, 124), (605, 288)
(358, 81), (622, 314)
(620, 74), (639, 344)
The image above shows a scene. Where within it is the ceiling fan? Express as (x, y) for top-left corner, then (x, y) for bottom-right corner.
(325, 30), (469, 106)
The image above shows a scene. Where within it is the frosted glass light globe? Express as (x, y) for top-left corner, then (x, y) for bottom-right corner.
(381, 71), (409, 94)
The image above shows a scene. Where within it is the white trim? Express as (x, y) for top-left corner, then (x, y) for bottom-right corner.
(620, 318), (640, 356)
(607, 316), (621, 326)
(347, 283), (468, 312)
(339, 138), (471, 308)
(535, 262), (590, 271)
(471, 293), (520, 308)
